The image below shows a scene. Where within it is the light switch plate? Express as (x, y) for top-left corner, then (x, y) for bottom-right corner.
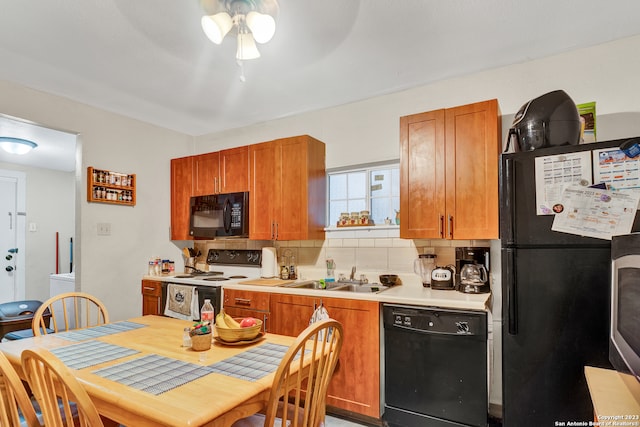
(97, 223), (111, 236)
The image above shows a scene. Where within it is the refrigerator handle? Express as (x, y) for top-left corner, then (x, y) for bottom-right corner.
(503, 157), (515, 245)
(506, 248), (518, 334)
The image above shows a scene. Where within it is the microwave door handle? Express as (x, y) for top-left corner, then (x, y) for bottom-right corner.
(223, 198), (232, 233)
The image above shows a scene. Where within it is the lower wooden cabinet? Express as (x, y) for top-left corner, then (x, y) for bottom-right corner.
(269, 293), (381, 418)
(141, 280), (162, 316)
(222, 289), (270, 332)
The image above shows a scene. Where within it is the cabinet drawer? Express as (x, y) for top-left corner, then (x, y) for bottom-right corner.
(224, 289), (269, 311)
(141, 280), (162, 296)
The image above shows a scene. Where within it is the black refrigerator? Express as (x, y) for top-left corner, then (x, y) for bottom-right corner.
(499, 138), (638, 426)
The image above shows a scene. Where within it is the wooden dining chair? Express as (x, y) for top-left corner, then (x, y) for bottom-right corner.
(31, 292), (109, 337)
(233, 319), (344, 427)
(0, 350), (41, 427)
(21, 348), (104, 427)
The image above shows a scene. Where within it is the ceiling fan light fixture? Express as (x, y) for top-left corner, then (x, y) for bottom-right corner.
(201, 0), (277, 68)
(0, 137), (38, 155)
(245, 11), (275, 43)
(201, 13), (233, 44)
(236, 32), (260, 60)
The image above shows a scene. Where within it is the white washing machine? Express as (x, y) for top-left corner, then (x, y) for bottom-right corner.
(49, 272), (75, 328)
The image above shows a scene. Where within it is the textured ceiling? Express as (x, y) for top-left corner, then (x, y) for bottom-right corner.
(0, 0), (639, 170)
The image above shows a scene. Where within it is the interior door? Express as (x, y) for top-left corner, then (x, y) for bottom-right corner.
(0, 172), (25, 302)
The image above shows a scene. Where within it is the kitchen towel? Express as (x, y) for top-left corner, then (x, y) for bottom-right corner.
(309, 302), (332, 341)
(261, 247), (278, 278)
(164, 284), (199, 320)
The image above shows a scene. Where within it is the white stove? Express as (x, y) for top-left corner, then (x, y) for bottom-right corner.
(173, 249), (262, 282)
(161, 249), (262, 320)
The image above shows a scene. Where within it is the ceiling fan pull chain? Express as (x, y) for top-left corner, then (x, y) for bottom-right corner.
(237, 59), (246, 82)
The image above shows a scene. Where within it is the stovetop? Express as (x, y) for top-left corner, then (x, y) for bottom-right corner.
(172, 249), (262, 281)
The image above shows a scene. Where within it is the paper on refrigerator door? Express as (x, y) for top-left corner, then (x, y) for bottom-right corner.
(551, 185), (639, 240)
(534, 152), (592, 215)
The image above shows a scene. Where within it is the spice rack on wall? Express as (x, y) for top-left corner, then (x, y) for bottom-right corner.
(87, 166), (136, 206)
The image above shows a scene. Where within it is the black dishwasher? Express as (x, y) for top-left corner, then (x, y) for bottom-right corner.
(383, 304), (488, 427)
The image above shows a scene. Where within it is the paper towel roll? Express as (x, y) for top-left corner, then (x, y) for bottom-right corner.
(261, 247), (278, 278)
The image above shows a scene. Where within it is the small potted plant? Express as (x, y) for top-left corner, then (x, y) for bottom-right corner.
(189, 321), (212, 351)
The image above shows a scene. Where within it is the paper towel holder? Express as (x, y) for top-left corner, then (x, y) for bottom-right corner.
(261, 247), (278, 278)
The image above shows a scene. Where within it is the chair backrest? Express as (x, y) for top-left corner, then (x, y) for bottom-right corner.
(21, 348), (104, 427)
(0, 351), (40, 427)
(31, 292), (109, 337)
(264, 319), (343, 427)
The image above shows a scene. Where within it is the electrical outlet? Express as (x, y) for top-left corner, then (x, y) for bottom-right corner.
(28, 222), (37, 232)
(97, 223), (111, 236)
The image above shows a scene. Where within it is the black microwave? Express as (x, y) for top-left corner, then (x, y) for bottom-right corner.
(189, 192), (249, 239)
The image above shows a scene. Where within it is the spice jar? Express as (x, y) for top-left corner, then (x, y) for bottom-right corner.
(288, 256), (297, 280)
(279, 257), (290, 280)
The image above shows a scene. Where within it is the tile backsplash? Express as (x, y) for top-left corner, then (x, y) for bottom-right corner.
(193, 233), (491, 279)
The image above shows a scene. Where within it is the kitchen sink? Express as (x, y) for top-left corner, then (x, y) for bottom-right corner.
(285, 280), (345, 290)
(331, 283), (390, 293)
(285, 280), (390, 293)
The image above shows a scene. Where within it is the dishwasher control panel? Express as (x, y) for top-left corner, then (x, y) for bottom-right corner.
(384, 304), (487, 336)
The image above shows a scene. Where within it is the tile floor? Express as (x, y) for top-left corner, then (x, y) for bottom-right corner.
(325, 415), (370, 426)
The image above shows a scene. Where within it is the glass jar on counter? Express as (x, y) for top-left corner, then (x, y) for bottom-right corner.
(279, 256), (290, 280)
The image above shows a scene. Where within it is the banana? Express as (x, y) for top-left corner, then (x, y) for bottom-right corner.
(224, 313), (241, 328)
(215, 311), (229, 329)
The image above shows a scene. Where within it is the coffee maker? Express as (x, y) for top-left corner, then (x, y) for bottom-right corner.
(455, 247), (490, 293)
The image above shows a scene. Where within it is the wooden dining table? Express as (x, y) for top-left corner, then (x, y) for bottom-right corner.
(0, 315), (298, 427)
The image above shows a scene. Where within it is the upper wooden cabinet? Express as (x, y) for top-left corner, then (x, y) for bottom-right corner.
(170, 156), (193, 240)
(171, 146), (249, 240)
(193, 152), (219, 196)
(400, 99), (500, 239)
(193, 146), (249, 196)
(249, 135), (326, 241)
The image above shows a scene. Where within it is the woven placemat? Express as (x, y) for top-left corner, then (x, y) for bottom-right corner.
(55, 321), (146, 342)
(93, 354), (214, 395)
(51, 340), (139, 370)
(208, 343), (295, 382)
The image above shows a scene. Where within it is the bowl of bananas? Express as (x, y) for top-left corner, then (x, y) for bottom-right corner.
(215, 310), (262, 342)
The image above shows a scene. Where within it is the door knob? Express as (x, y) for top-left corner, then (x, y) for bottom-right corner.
(5, 266), (14, 272)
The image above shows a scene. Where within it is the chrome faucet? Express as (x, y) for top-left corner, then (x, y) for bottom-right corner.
(350, 266), (356, 281)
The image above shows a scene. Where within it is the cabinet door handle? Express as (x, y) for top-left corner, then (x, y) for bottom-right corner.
(274, 222), (279, 240)
(439, 215), (444, 238)
(143, 286), (155, 291)
(214, 177), (218, 194)
(448, 215), (453, 238)
(8, 212), (12, 230)
(234, 298), (251, 306)
(262, 314), (268, 332)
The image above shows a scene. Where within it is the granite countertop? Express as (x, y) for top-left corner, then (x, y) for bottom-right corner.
(144, 272), (491, 312)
